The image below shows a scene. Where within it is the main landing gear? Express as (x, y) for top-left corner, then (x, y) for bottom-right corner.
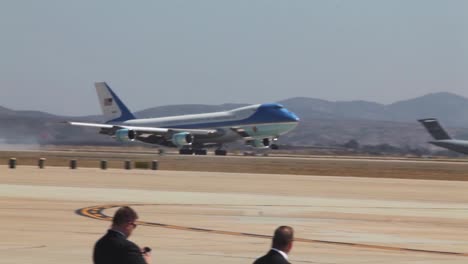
(178, 148), (227, 155)
(194, 149), (207, 155)
(179, 148), (193, 155)
(179, 148), (207, 155)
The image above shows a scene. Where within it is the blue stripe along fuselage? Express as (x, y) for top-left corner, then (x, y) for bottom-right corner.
(159, 103), (300, 130)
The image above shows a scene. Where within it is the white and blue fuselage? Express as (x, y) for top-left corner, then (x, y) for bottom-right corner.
(68, 82), (299, 153)
(120, 103), (299, 145)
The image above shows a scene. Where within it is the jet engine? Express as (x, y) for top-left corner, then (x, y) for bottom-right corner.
(115, 129), (136, 142)
(171, 132), (193, 147)
(247, 138), (270, 148)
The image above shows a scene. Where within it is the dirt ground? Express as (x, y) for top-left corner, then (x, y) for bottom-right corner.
(1, 148), (468, 180)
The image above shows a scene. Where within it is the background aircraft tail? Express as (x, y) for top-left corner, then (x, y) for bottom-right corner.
(418, 118), (451, 140)
(95, 82), (136, 123)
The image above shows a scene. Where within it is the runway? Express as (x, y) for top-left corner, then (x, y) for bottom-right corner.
(1, 161), (468, 263)
(77, 204), (468, 257)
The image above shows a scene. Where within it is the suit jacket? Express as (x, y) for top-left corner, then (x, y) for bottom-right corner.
(93, 230), (146, 264)
(253, 249), (290, 264)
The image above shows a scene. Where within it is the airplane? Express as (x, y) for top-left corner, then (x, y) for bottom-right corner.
(67, 82), (300, 155)
(418, 118), (468, 155)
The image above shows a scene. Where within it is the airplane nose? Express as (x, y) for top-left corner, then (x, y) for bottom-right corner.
(289, 111), (300, 122)
(276, 106), (300, 122)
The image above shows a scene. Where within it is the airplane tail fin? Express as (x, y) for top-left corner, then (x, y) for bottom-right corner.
(95, 82), (136, 123)
(418, 118), (452, 140)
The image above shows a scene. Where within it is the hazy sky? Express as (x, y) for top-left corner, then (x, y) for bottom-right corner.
(0, 1), (467, 116)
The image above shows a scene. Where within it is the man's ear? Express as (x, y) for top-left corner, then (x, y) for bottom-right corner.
(285, 241), (293, 253)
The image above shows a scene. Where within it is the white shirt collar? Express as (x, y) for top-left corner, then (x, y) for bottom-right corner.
(271, 248), (288, 260)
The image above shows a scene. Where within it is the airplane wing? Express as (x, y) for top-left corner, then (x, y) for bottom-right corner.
(66, 121), (218, 136)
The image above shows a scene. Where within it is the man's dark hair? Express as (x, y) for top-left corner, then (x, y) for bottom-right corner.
(112, 206), (138, 226)
(272, 226), (294, 250)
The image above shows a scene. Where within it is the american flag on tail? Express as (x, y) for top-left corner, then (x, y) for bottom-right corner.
(104, 98), (113, 106)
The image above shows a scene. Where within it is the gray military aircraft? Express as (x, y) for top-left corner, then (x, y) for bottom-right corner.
(418, 118), (468, 154)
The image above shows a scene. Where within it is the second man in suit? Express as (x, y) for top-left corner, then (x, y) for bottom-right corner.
(253, 225), (294, 264)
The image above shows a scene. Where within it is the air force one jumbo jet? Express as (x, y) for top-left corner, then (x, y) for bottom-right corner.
(67, 82), (300, 155)
(418, 118), (468, 155)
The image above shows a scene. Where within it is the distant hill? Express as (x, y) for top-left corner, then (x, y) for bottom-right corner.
(0, 105), (60, 119)
(279, 97), (388, 121)
(386, 92), (468, 126)
(2, 91), (468, 152)
(279, 92), (468, 127)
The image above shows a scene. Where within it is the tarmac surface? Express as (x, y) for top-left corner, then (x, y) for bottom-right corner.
(1, 157), (468, 263)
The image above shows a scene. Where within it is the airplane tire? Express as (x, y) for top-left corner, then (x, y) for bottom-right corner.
(270, 144), (279, 150)
(179, 149), (193, 155)
(194, 149), (207, 155)
(215, 149), (227, 156)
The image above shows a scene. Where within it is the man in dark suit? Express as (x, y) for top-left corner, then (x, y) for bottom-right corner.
(253, 226), (294, 264)
(93, 206), (152, 264)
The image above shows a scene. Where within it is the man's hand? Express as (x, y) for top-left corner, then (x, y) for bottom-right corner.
(141, 247), (152, 264)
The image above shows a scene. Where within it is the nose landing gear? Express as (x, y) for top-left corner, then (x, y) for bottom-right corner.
(214, 149), (227, 156)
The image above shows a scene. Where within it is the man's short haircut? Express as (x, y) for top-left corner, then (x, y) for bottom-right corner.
(272, 226), (294, 250)
(112, 206), (138, 226)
